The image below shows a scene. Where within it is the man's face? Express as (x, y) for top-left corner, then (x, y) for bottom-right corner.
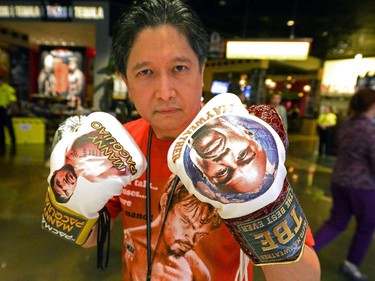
(271, 95), (281, 106)
(162, 201), (211, 257)
(52, 165), (78, 201)
(191, 120), (267, 194)
(123, 25), (204, 140)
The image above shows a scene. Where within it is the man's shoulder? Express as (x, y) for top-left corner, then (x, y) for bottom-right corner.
(124, 118), (149, 132)
(124, 118), (150, 143)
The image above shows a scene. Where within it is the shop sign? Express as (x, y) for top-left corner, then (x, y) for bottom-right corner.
(44, 4), (73, 21)
(0, 4), (104, 20)
(0, 5), (41, 18)
(74, 6), (104, 20)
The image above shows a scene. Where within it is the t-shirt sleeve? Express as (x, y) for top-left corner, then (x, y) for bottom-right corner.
(305, 226), (315, 247)
(106, 195), (122, 219)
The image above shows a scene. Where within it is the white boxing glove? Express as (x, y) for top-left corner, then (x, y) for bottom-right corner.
(41, 112), (147, 245)
(168, 93), (308, 265)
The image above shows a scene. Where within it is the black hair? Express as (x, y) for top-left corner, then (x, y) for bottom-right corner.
(161, 175), (222, 230)
(111, 0), (209, 77)
(349, 88), (375, 116)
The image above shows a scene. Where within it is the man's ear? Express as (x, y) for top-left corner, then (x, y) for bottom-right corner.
(200, 63), (205, 88)
(244, 129), (254, 138)
(120, 73), (128, 86)
(120, 73), (131, 99)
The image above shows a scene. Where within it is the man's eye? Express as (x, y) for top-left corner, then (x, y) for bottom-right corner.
(238, 149), (248, 161)
(138, 69), (152, 76)
(216, 167), (228, 178)
(174, 65), (186, 72)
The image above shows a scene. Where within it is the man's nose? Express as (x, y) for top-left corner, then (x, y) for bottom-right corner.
(219, 151), (237, 169)
(154, 72), (176, 100)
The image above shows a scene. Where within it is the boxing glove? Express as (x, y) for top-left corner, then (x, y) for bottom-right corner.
(167, 93), (308, 265)
(41, 111), (147, 246)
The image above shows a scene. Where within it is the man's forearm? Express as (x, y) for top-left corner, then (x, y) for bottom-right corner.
(261, 246), (321, 281)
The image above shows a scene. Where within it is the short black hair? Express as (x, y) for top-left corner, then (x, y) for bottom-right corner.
(162, 175), (222, 230)
(111, 0), (209, 77)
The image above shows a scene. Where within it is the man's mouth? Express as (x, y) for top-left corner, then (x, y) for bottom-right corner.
(156, 107), (179, 115)
(177, 240), (193, 252)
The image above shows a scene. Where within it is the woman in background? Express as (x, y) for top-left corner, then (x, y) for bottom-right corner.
(314, 89), (375, 281)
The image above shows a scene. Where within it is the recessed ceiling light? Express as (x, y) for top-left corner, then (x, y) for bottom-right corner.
(287, 20), (295, 26)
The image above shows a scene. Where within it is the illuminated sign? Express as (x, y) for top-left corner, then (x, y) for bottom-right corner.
(74, 6), (104, 19)
(226, 39), (311, 61)
(321, 57), (375, 94)
(44, 4), (72, 20)
(0, 5), (104, 20)
(0, 5), (41, 18)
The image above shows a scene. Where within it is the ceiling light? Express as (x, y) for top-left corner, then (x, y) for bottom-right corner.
(226, 39), (311, 60)
(287, 20), (295, 26)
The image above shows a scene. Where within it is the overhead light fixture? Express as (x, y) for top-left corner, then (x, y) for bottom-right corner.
(226, 39), (312, 60)
(354, 53), (363, 60)
(287, 20), (295, 26)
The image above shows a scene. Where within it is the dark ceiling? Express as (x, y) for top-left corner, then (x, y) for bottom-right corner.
(110, 0), (375, 60)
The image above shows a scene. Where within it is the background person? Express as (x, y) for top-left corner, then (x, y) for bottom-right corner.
(317, 105), (337, 158)
(269, 93), (288, 130)
(67, 57), (85, 110)
(313, 89), (375, 281)
(82, 1), (320, 280)
(38, 53), (56, 96)
(0, 65), (17, 153)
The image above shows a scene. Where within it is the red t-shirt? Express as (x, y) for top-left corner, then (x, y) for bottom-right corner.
(106, 117), (315, 281)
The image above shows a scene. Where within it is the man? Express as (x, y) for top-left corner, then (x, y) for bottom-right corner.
(67, 57), (85, 110)
(270, 93), (288, 130)
(38, 53), (56, 96)
(188, 115), (277, 202)
(83, 1), (320, 280)
(123, 175), (221, 280)
(0, 65), (17, 152)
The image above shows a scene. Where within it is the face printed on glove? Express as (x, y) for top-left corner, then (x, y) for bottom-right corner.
(50, 164), (78, 203)
(190, 117), (267, 194)
(186, 115), (279, 203)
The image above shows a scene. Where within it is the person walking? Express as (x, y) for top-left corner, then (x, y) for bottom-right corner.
(314, 89), (375, 281)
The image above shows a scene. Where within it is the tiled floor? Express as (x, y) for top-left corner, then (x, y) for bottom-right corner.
(0, 133), (373, 281)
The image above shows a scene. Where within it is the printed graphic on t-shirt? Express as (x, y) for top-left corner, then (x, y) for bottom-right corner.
(122, 175), (222, 281)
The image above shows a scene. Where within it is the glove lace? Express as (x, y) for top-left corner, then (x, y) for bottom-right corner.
(96, 206), (111, 270)
(235, 249), (250, 281)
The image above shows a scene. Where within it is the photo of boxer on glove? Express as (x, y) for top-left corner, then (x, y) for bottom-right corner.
(50, 129), (132, 203)
(169, 93), (309, 265)
(187, 115), (278, 203)
(42, 111), (146, 246)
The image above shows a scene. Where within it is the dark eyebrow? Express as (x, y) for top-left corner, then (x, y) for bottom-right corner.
(132, 61), (150, 72)
(173, 56), (192, 64)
